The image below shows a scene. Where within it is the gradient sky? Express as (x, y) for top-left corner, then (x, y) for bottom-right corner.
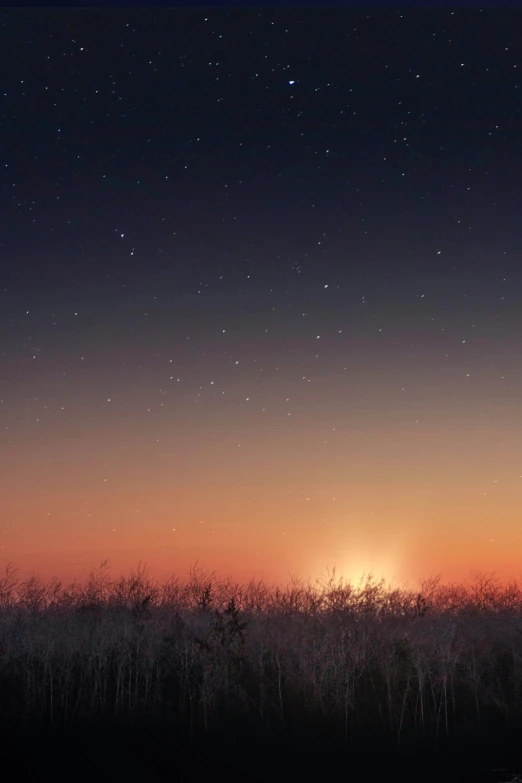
(1, 8), (522, 590)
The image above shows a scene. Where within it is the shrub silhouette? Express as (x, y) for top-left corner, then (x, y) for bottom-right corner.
(213, 598), (249, 646)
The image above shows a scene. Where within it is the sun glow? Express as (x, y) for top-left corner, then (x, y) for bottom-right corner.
(311, 540), (407, 591)
(338, 558), (400, 589)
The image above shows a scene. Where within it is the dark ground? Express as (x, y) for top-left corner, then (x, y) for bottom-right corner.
(1, 721), (521, 783)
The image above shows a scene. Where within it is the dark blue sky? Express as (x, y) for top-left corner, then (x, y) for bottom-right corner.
(3, 9), (521, 296)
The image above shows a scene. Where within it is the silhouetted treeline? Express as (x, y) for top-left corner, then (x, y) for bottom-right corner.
(0, 561), (521, 755)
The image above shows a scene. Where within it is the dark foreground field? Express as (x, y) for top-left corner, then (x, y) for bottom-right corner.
(2, 719), (522, 782)
(1, 562), (522, 781)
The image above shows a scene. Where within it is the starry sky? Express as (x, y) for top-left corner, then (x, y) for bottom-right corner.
(2, 7), (522, 589)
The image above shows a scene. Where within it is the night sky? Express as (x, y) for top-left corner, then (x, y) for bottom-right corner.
(2, 8), (522, 589)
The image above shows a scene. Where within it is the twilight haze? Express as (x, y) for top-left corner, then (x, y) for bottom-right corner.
(1, 9), (522, 589)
